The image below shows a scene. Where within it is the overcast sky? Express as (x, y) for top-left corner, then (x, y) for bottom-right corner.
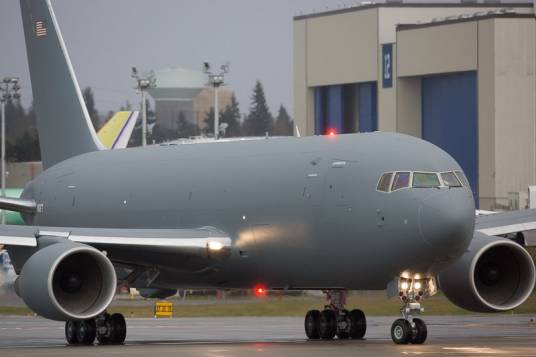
(1, 0), (530, 117)
(0, 0), (354, 116)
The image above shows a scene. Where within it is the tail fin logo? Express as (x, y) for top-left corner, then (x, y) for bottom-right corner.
(35, 20), (47, 38)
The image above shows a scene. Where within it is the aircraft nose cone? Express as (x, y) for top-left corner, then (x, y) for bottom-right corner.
(418, 188), (474, 256)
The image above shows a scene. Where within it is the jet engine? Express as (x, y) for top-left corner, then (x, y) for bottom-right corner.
(438, 232), (535, 312)
(15, 241), (116, 321)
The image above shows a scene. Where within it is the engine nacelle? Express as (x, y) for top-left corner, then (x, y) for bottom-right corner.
(16, 241), (116, 321)
(438, 233), (535, 312)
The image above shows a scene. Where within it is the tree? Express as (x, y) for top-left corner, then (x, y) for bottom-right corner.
(243, 80), (273, 136)
(82, 87), (101, 131)
(219, 94), (241, 137)
(203, 107), (216, 136)
(8, 129), (40, 162)
(176, 111), (198, 138)
(274, 104), (293, 136)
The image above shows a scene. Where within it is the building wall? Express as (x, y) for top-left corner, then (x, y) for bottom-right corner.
(377, 6), (514, 133)
(396, 76), (421, 137)
(294, 5), (534, 135)
(306, 8), (379, 87)
(294, 20), (309, 135)
(397, 21), (477, 76)
(154, 100), (196, 131)
(192, 87), (233, 130)
(293, 8), (379, 136)
(477, 18), (496, 210)
(493, 18), (536, 208)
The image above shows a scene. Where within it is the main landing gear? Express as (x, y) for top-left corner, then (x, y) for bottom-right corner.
(304, 290), (366, 340)
(65, 313), (127, 345)
(390, 276), (435, 345)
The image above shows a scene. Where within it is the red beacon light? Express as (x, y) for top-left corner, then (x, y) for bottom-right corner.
(326, 128), (337, 137)
(253, 284), (267, 297)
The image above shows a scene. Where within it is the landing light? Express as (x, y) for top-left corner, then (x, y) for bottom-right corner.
(414, 282), (422, 290)
(400, 281), (409, 290)
(208, 241), (224, 251)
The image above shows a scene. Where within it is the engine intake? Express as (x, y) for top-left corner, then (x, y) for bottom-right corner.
(438, 233), (535, 312)
(16, 241), (116, 321)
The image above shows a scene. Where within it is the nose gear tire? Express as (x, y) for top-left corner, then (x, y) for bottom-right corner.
(391, 319), (412, 344)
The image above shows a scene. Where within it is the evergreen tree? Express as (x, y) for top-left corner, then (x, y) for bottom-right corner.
(8, 129), (40, 162)
(219, 94), (241, 137)
(176, 111), (198, 138)
(243, 80), (273, 136)
(6, 104), (40, 162)
(274, 104), (293, 136)
(82, 87), (101, 130)
(203, 107), (216, 136)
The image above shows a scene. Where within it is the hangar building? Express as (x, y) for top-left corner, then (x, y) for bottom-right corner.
(293, 2), (536, 210)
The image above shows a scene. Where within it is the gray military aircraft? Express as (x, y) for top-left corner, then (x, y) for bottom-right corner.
(2, 0), (536, 346)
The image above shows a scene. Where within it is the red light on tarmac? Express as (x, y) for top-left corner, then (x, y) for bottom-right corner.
(253, 284), (267, 297)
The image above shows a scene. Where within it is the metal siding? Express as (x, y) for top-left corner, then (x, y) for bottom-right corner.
(359, 82), (378, 132)
(421, 71), (478, 204)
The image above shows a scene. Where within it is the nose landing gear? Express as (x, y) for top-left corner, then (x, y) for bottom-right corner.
(304, 290), (366, 340)
(390, 276), (435, 344)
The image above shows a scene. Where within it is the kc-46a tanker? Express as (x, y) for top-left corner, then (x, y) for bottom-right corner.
(2, 0), (536, 346)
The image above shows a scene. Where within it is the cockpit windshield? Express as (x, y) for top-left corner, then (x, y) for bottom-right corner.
(441, 172), (462, 187)
(377, 172), (393, 192)
(392, 172), (411, 191)
(454, 170), (469, 187)
(412, 173), (441, 188)
(377, 170), (468, 193)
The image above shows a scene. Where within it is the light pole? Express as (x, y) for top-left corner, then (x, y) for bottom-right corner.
(203, 62), (229, 140)
(131, 67), (156, 147)
(0, 77), (20, 225)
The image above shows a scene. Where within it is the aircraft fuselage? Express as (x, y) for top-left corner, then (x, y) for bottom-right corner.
(21, 132), (475, 290)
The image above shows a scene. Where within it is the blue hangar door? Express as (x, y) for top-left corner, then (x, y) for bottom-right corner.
(314, 82), (377, 135)
(421, 71), (478, 204)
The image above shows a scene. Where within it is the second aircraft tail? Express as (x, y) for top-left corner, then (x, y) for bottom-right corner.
(20, 0), (104, 169)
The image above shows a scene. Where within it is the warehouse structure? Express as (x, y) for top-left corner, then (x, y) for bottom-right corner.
(293, 2), (536, 209)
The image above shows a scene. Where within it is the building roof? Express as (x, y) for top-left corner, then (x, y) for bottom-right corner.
(397, 12), (534, 31)
(293, 2), (533, 21)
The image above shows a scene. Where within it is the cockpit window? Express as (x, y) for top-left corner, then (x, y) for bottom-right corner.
(454, 170), (469, 187)
(441, 172), (462, 187)
(377, 172), (393, 192)
(412, 172), (441, 188)
(392, 172), (411, 191)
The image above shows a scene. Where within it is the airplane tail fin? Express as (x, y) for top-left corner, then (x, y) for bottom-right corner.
(20, 0), (104, 169)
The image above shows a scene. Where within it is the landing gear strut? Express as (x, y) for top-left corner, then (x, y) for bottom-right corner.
(65, 313), (127, 345)
(390, 276), (434, 344)
(304, 290), (366, 340)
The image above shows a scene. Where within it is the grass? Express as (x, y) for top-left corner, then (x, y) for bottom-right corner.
(108, 292), (536, 318)
(6, 291), (534, 318)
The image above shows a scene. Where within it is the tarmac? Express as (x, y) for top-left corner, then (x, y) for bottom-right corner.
(0, 315), (535, 356)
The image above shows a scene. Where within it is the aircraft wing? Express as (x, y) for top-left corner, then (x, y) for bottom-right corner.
(475, 208), (536, 245)
(0, 225), (232, 272)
